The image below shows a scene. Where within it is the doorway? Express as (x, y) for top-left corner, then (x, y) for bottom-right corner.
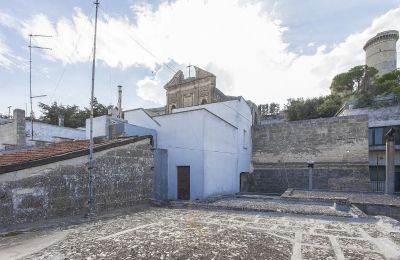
(177, 166), (190, 200)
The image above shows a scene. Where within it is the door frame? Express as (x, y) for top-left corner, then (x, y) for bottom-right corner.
(177, 166), (190, 200)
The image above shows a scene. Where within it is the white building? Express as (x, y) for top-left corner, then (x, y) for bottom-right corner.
(124, 97), (253, 200)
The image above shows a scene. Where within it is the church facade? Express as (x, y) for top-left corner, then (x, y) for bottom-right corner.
(164, 66), (239, 114)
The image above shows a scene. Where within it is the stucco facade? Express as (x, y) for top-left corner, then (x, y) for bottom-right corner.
(124, 98), (253, 200)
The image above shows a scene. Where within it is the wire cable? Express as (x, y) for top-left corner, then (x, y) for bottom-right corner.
(98, 5), (178, 74)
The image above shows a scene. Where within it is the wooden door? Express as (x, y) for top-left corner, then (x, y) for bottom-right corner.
(177, 166), (190, 200)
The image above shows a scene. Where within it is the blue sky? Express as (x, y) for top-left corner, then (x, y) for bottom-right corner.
(0, 0), (400, 117)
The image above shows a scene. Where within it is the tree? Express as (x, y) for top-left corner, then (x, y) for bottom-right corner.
(258, 104), (269, 119)
(330, 65), (378, 95)
(258, 103), (280, 119)
(269, 102), (280, 116)
(38, 98), (112, 128)
(284, 95), (343, 121)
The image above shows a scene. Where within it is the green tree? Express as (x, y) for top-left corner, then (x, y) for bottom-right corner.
(38, 98), (112, 128)
(284, 95), (343, 121)
(330, 65), (378, 95)
(269, 102), (280, 116)
(258, 104), (269, 119)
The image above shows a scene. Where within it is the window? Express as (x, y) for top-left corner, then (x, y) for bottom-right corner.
(201, 99), (207, 105)
(374, 128), (383, 145)
(368, 129), (373, 146)
(369, 126), (400, 146)
(243, 129), (247, 149)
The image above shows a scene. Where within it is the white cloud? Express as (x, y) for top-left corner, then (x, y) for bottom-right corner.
(0, 37), (14, 69)
(4, 1), (400, 105)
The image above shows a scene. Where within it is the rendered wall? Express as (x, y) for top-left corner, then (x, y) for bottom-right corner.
(155, 111), (206, 200)
(0, 138), (154, 229)
(175, 98), (252, 175)
(203, 112), (238, 197)
(251, 115), (370, 194)
(27, 121), (85, 142)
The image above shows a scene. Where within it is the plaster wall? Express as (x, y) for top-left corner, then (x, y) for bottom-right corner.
(155, 111), (205, 200)
(174, 98), (252, 174)
(27, 122), (85, 143)
(124, 109), (161, 130)
(203, 113), (238, 197)
(154, 109), (239, 200)
(0, 123), (16, 149)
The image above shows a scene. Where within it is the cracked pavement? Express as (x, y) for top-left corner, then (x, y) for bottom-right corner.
(1, 204), (400, 260)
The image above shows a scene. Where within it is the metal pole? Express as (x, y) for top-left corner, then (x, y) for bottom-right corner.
(28, 34), (51, 140)
(29, 35), (33, 139)
(88, 0), (99, 215)
(376, 154), (379, 192)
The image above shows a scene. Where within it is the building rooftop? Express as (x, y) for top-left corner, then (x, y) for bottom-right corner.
(0, 136), (152, 174)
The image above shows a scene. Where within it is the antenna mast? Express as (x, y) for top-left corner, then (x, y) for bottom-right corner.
(28, 34), (51, 139)
(88, 0), (100, 215)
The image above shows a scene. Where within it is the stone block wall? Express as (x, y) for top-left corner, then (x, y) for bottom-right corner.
(251, 115), (370, 194)
(0, 138), (154, 229)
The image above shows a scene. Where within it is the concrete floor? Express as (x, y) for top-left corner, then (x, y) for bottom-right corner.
(1, 203), (400, 260)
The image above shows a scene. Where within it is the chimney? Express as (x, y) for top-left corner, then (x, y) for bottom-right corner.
(117, 85), (123, 119)
(58, 114), (65, 127)
(13, 109), (26, 146)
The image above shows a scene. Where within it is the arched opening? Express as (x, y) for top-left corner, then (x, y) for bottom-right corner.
(171, 105), (176, 110)
(201, 99), (207, 105)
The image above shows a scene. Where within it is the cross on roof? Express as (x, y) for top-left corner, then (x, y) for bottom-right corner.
(187, 64), (193, 78)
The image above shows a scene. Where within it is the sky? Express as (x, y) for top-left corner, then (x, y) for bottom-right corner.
(0, 0), (400, 117)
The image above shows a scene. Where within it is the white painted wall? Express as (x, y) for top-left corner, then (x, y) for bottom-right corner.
(85, 115), (109, 139)
(26, 122), (85, 142)
(203, 112), (238, 197)
(123, 99), (253, 200)
(174, 98), (253, 174)
(124, 109), (160, 130)
(154, 110), (206, 200)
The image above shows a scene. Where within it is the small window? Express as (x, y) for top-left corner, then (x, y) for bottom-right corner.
(243, 129), (247, 149)
(368, 129), (373, 146)
(374, 128), (383, 145)
(201, 99), (207, 105)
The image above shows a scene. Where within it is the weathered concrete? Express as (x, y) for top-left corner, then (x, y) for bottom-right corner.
(282, 189), (400, 220)
(2, 207), (399, 260)
(0, 138), (154, 229)
(0, 109), (25, 150)
(251, 115), (370, 194)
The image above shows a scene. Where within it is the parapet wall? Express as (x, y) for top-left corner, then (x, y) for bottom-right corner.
(250, 115), (370, 194)
(0, 138), (154, 229)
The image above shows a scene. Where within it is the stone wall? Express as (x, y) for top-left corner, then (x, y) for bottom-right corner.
(251, 115), (370, 194)
(0, 138), (154, 229)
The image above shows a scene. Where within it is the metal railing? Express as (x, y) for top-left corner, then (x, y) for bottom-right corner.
(371, 181), (385, 192)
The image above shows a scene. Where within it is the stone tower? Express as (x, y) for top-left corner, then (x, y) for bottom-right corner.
(363, 30), (399, 76)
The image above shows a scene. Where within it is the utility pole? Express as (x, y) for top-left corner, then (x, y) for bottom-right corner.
(88, 0), (100, 216)
(29, 34), (51, 139)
